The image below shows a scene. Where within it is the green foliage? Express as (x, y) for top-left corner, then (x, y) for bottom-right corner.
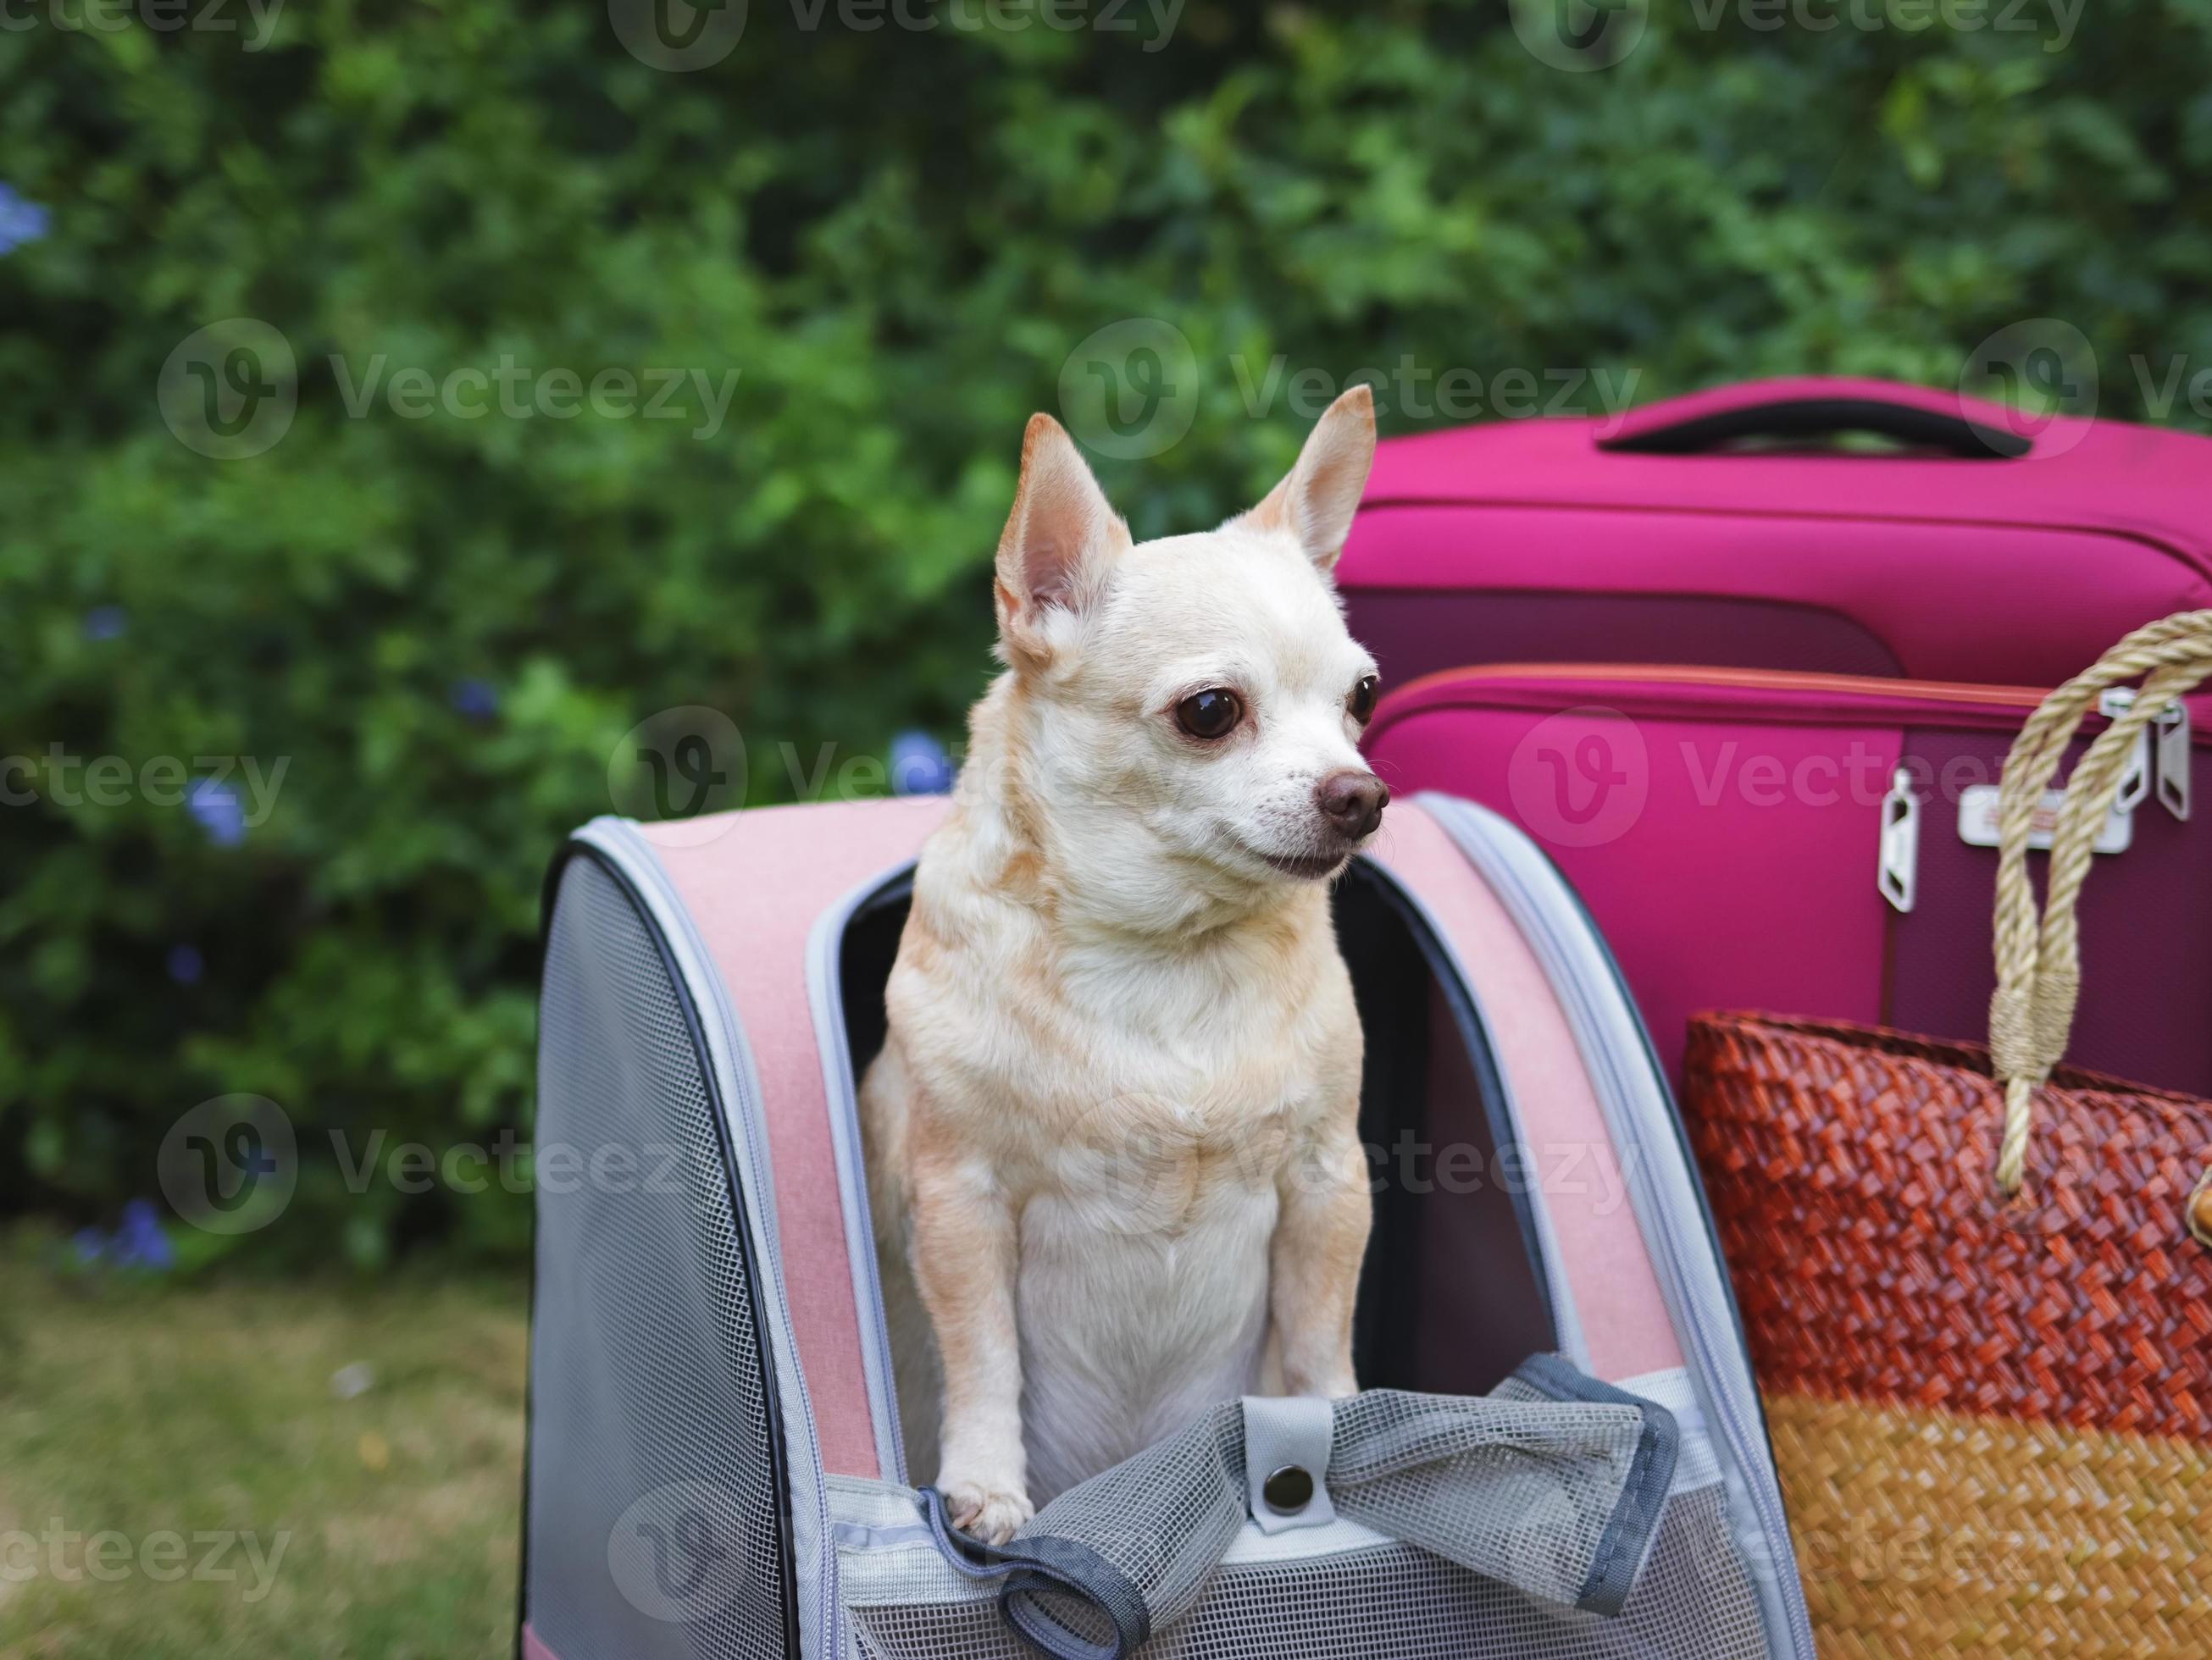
(4, 0), (2209, 1264)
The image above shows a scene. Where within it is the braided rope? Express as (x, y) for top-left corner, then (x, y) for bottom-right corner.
(1990, 611), (2212, 1194)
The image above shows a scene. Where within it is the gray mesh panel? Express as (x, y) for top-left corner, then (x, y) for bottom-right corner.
(525, 854), (793, 1659)
(852, 1484), (1765, 1660)
(987, 1380), (1668, 1646)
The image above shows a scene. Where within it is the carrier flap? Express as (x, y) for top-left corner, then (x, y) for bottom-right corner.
(923, 1361), (1680, 1660)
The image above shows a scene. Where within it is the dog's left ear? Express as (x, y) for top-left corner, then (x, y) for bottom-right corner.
(1239, 385), (1377, 576)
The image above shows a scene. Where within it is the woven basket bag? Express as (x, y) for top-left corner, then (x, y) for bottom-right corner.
(1683, 611), (2212, 1659)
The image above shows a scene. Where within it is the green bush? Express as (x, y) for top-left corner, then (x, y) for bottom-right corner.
(4, 0), (2208, 1265)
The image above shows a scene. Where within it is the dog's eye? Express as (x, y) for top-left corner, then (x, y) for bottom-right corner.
(1348, 675), (1379, 725)
(1175, 689), (1243, 741)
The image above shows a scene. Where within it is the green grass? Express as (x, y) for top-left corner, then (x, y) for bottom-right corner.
(0, 1259), (527, 1658)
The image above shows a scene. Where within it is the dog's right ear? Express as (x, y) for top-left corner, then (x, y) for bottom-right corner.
(995, 414), (1128, 667)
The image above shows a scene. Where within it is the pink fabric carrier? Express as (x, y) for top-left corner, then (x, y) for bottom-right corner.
(518, 794), (1813, 1659)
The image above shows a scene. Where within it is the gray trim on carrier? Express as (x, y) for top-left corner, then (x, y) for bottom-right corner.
(568, 817), (840, 1660)
(807, 864), (917, 1486)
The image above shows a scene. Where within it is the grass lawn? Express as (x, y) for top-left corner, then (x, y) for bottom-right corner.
(0, 1257), (529, 1658)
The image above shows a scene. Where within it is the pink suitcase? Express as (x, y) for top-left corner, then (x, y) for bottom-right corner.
(1364, 665), (2212, 1097)
(1338, 376), (2212, 691)
(1341, 376), (2212, 1096)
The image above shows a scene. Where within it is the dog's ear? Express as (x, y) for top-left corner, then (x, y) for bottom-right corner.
(1239, 384), (1377, 575)
(995, 413), (1128, 663)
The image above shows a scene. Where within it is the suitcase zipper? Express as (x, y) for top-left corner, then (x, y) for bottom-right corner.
(1877, 769), (1922, 914)
(2159, 700), (2193, 820)
(2102, 686), (2194, 821)
(1373, 663), (2208, 919)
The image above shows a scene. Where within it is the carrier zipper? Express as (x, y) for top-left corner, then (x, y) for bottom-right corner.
(1420, 794), (1817, 1660)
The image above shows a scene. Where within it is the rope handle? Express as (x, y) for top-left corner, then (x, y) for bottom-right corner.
(1988, 610), (2212, 1194)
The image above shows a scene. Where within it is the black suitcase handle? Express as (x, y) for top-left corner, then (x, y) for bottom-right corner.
(1598, 389), (2031, 460)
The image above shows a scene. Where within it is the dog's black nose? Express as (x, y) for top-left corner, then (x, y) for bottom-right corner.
(1317, 770), (1389, 839)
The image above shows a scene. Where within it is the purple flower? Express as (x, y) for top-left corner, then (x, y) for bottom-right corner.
(68, 1202), (176, 1274)
(448, 678), (500, 722)
(84, 606), (129, 641)
(114, 1200), (177, 1271)
(0, 185), (48, 257)
(889, 729), (955, 796)
(167, 943), (205, 985)
(186, 777), (247, 846)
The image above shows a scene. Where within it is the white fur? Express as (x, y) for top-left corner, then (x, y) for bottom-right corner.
(862, 388), (1381, 1541)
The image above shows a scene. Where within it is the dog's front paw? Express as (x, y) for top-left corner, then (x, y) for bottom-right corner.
(940, 1472), (1034, 1546)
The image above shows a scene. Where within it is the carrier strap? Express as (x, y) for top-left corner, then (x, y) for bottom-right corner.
(920, 1486), (1150, 1660)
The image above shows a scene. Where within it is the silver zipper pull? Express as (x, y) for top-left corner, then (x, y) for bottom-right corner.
(2156, 700), (2192, 822)
(1878, 766), (1921, 914)
(2099, 688), (2154, 814)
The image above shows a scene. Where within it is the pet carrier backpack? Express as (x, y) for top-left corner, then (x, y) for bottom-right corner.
(519, 793), (1815, 1660)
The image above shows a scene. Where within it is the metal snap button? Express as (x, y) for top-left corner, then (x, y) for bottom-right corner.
(1261, 1464), (1315, 1514)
